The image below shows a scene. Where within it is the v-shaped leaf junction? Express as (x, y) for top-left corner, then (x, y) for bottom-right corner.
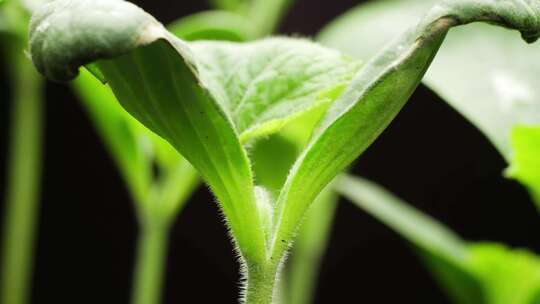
(29, 0), (359, 265)
(29, 0), (540, 275)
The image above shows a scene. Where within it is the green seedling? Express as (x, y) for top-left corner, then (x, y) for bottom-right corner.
(319, 0), (540, 209)
(28, 0), (540, 302)
(337, 174), (540, 304)
(2, 0), (295, 303)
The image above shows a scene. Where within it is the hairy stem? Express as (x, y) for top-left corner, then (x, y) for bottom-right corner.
(285, 188), (337, 304)
(244, 264), (279, 304)
(1, 45), (44, 304)
(131, 221), (170, 304)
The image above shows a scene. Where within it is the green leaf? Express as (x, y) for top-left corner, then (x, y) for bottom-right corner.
(29, 0), (540, 286)
(506, 125), (540, 208)
(189, 38), (358, 143)
(319, 0), (540, 204)
(271, 0), (540, 261)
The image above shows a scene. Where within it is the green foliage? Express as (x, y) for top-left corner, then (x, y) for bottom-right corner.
(319, 0), (540, 208)
(337, 174), (540, 304)
(27, 0), (540, 302)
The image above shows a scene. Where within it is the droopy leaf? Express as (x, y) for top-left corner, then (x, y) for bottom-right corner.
(29, 0), (355, 264)
(319, 0), (540, 205)
(270, 0), (540, 260)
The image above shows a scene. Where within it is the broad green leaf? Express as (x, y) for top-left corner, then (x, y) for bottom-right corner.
(318, 0), (540, 205)
(100, 41), (267, 262)
(506, 126), (540, 207)
(167, 10), (253, 42)
(189, 38), (358, 142)
(29, 0), (355, 265)
(337, 174), (540, 304)
(270, 0), (540, 260)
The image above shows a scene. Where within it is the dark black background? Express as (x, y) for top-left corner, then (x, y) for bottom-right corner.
(1, 0), (539, 303)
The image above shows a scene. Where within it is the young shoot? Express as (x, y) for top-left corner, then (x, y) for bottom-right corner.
(28, 0), (540, 303)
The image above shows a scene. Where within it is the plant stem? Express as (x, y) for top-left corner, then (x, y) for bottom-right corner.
(1, 44), (44, 304)
(131, 222), (170, 304)
(286, 188), (337, 304)
(244, 265), (279, 304)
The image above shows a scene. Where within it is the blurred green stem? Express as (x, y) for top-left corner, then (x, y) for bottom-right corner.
(250, 0), (293, 36)
(131, 220), (170, 304)
(1, 44), (44, 304)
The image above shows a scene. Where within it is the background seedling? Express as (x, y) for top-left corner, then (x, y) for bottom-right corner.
(337, 174), (540, 304)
